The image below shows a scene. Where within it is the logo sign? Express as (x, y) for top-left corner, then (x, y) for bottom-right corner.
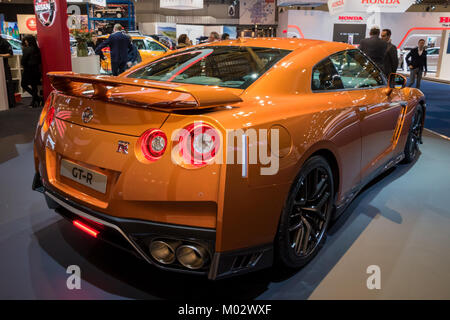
(81, 107), (94, 123)
(26, 17), (37, 31)
(17, 14), (38, 34)
(117, 141), (129, 155)
(339, 16), (364, 21)
(34, 0), (57, 27)
(328, 0), (346, 15)
(328, 0), (414, 15)
(440, 17), (450, 26)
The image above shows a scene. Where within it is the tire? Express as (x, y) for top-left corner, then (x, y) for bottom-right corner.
(275, 155), (335, 268)
(403, 105), (424, 164)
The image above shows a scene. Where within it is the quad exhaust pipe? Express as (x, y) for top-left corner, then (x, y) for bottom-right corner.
(176, 244), (209, 270)
(149, 240), (181, 264)
(149, 239), (209, 270)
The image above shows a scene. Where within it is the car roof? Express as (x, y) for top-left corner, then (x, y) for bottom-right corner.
(97, 34), (169, 49)
(199, 37), (350, 52)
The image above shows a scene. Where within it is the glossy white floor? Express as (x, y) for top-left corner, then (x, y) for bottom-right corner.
(0, 107), (449, 300)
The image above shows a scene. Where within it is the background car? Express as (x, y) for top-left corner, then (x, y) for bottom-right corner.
(149, 34), (176, 50)
(33, 39), (425, 280)
(96, 34), (169, 73)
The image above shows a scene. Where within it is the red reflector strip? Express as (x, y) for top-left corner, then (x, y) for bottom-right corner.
(73, 220), (99, 238)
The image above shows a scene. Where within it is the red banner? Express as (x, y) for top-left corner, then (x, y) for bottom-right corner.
(34, 0), (72, 100)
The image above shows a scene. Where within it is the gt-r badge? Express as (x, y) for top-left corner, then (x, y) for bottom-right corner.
(81, 107), (94, 123)
(117, 141), (129, 155)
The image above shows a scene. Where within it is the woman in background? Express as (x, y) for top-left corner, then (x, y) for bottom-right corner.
(177, 34), (191, 49)
(21, 35), (42, 108)
(208, 31), (220, 43)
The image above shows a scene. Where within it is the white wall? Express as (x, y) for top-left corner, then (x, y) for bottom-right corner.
(176, 24), (205, 44)
(279, 10), (449, 48)
(437, 30), (450, 81)
(139, 22), (158, 35)
(204, 25), (223, 37)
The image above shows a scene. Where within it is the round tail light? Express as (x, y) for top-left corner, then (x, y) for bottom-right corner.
(139, 129), (167, 161)
(179, 123), (220, 167)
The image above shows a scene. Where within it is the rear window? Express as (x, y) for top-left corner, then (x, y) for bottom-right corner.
(127, 46), (291, 89)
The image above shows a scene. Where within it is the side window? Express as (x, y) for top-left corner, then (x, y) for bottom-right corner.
(312, 58), (344, 91)
(329, 50), (385, 89)
(146, 40), (167, 52)
(133, 39), (146, 50)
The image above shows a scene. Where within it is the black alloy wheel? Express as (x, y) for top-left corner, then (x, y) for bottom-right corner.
(403, 106), (424, 163)
(276, 155), (334, 268)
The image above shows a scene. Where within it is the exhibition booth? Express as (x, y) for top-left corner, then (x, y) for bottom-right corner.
(278, 7), (450, 80)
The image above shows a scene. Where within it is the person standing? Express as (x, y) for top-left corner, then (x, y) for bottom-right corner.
(406, 39), (428, 89)
(0, 34), (15, 109)
(95, 24), (133, 76)
(126, 41), (141, 69)
(381, 29), (399, 76)
(177, 34), (191, 49)
(208, 32), (220, 43)
(21, 35), (42, 108)
(359, 27), (388, 72)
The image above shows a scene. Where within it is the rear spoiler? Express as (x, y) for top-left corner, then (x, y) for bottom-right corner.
(47, 72), (242, 111)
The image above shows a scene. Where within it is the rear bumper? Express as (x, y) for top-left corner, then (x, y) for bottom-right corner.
(33, 173), (273, 280)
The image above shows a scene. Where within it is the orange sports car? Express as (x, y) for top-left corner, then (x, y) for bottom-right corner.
(32, 38), (425, 280)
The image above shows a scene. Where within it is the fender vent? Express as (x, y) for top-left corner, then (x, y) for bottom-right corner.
(231, 252), (263, 270)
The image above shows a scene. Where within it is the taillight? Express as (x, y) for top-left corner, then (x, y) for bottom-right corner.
(139, 129), (167, 161)
(179, 123), (220, 167)
(39, 94), (53, 126)
(46, 106), (55, 127)
(73, 220), (99, 238)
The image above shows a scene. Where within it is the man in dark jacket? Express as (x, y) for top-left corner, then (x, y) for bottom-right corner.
(406, 39), (427, 89)
(95, 24), (133, 76)
(126, 41), (141, 69)
(359, 27), (388, 72)
(381, 29), (399, 76)
(0, 35), (15, 108)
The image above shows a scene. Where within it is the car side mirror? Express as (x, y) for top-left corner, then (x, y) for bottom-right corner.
(388, 73), (407, 89)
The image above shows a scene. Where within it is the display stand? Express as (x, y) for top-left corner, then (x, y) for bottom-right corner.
(0, 58), (8, 111)
(436, 30), (450, 81)
(7, 55), (30, 98)
(71, 55), (100, 74)
(87, 0), (135, 33)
